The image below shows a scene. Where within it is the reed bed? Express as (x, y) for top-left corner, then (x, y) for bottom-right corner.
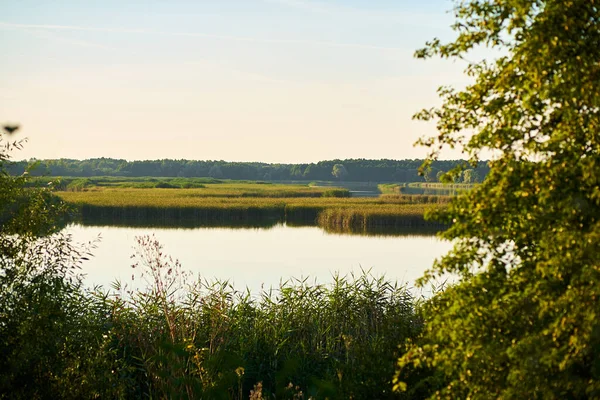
(59, 188), (447, 209)
(59, 188), (448, 230)
(378, 194), (453, 204)
(49, 178), (350, 197)
(317, 205), (447, 231)
(407, 182), (474, 190)
(180, 183), (349, 198)
(92, 236), (423, 399)
(378, 183), (404, 195)
(1, 232), (432, 399)
(30, 176), (218, 190)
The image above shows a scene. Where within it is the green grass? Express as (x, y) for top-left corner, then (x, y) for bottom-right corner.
(378, 194), (453, 204)
(29, 176), (221, 189)
(379, 182), (475, 196)
(41, 177), (351, 197)
(34, 176), (355, 196)
(378, 183), (405, 194)
(110, 236), (425, 398)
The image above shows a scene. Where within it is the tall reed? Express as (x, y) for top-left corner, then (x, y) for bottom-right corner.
(317, 205), (447, 230)
(96, 235), (423, 399)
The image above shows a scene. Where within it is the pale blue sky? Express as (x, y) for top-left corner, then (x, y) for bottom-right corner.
(1, 0), (469, 162)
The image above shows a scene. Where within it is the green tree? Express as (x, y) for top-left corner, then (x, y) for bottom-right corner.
(331, 163), (348, 181)
(462, 168), (479, 184)
(208, 164), (223, 179)
(435, 170), (444, 182)
(395, 0), (600, 398)
(423, 167), (439, 183)
(0, 125), (118, 399)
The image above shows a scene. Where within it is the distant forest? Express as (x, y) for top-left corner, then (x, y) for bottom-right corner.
(8, 158), (490, 183)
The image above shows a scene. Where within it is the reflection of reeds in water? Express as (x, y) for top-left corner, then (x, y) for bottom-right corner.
(78, 213), (283, 229)
(78, 204), (286, 221)
(63, 188), (449, 235)
(320, 224), (443, 237)
(75, 206), (446, 237)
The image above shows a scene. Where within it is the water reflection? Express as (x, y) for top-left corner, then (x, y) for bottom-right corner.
(401, 187), (466, 196)
(76, 215), (444, 237)
(320, 224), (442, 237)
(68, 223), (452, 295)
(78, 214), (282, 230)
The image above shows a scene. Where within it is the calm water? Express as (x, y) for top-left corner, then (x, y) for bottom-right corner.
(67, 223), (452, 294)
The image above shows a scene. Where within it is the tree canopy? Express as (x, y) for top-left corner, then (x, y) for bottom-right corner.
(7, 157), (489, 183)
(395, 0), (600, 398)
(331, 164), (348, 180)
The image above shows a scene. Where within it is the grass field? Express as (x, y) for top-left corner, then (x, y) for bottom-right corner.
(37, 176), (350, 197)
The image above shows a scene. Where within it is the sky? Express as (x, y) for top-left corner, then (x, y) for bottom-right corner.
(0, 0), (470, 163)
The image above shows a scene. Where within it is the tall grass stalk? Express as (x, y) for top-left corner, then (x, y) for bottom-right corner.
(99, 235), (422, 399)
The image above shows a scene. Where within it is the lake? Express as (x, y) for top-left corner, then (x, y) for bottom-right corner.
(67, 223), (453, 295)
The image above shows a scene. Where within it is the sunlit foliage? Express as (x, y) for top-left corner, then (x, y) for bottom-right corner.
(395, 0), (600, 398)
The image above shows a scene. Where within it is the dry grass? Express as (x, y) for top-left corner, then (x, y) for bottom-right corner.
(59, 186), (449, 230)
(59, 188), (443, 213)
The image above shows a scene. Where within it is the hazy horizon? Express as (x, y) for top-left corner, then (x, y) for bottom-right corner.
(10, 154), (474, 164)
(1, 0), (469, 163)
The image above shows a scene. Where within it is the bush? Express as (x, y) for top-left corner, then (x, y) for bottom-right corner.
(154, 181), (177, 188)
(66, 178), (94, 191)
(321, 189), (350, 198)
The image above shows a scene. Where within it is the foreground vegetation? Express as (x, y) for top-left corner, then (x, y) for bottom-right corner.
(2, 238), (424, 399)
(393, 0), (600, 397)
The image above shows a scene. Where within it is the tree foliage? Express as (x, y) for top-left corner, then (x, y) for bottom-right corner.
(462, 169), (479, 184)
(395, 0), (600, 398)
(0, 126), (114, 399)
(331, 163), (348, 180)
(8, 157), (489, 183)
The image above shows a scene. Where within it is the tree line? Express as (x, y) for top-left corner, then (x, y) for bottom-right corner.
(8, 158), (489, 182)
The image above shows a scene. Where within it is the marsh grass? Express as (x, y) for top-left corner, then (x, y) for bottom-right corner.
(60, 188), (449, 230)
(378, 183), (405, 195)
(399, 182), (475, 196)
(378, 194), (453, 204)
(317, 205), (446, 230)
(407, 182), (474, 190)
(1, 233), (427, 399)
(28, 176), (219, 190)
(42, 177), (350, 197)
(99, 235), (422, 399)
